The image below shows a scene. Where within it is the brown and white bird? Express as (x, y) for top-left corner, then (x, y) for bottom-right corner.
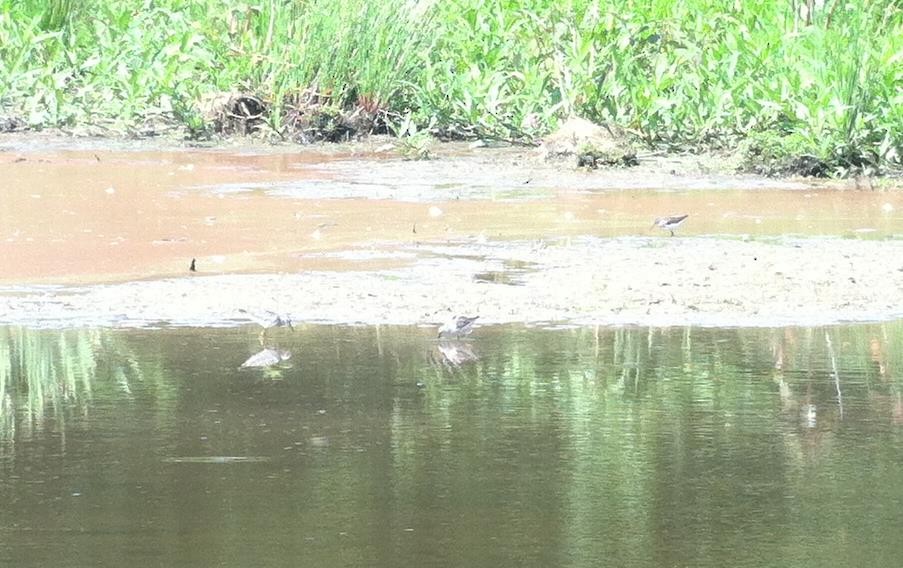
(437, 314), (479, 339)
(652, 214), (689, 236)
(239, 308), (294, 345)
(239, 308), (294, 331)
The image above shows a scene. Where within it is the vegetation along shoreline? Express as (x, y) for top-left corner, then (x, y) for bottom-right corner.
(1, 0), (900, 177)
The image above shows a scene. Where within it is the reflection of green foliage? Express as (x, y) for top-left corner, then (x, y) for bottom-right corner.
(1, 322), (902, 565)
(3, 321), (900, 451)
(371, 322), (903, 565)
(1, 327), (97, 437)
(403, 321), (903, 420)
(0, 338), (12, 442)
(0, 327), (155, 451)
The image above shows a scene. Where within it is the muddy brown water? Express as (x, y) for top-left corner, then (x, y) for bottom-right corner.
(2, 140), (900, 284)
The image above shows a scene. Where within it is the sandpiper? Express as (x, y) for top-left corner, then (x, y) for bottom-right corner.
(239, 308), (294, 330)
(437, 314), (479, 339)
(652, 214), (689, 236)
(239, 309), (294, 344)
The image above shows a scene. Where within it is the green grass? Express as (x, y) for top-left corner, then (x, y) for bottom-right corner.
(0, 0), (900, 174)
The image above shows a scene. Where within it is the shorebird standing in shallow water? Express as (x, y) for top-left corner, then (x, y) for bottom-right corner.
(239, 309), (294, 344)
(652, 214), (689, 236)
(437, 314), (479, 339)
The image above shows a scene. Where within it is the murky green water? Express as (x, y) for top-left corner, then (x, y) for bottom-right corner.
(2, 323), (902, 567)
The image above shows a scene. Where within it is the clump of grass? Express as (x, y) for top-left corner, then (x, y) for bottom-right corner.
(398, 130), (434, 160)
(389, 111), (435, 159)
(738, 132), (829, 177)
(38, 0), (75, 31)
(0, 0), (431, 137)
(219, 0), (432, 138)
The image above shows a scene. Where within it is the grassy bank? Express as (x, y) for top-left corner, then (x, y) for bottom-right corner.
(1, 0), (900, 175)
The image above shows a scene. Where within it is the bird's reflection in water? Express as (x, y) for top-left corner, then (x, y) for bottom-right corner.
(433, 340), (480, 368)
(240, 348), (293, 379)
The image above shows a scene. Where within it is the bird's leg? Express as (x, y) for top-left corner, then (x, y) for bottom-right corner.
(258, 328), (267, 346)
(669, 229), (675, 237)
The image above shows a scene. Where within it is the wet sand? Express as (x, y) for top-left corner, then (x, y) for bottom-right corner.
(1, 135), (901, 328)
(2, 236), (901, 329)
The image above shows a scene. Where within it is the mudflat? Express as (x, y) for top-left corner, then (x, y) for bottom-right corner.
(1, 135), (901, 328)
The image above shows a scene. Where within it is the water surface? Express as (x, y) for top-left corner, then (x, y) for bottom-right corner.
(2, 323), (902, 567)
(3, 143), (900, 284)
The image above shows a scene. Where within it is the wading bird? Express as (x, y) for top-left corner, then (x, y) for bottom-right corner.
(652, 214), (689, 236)
(437, 314), (479, 339)
(238, 309), (294, 344)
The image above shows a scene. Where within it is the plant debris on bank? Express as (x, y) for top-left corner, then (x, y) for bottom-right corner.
(0, 0), (900, 176)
